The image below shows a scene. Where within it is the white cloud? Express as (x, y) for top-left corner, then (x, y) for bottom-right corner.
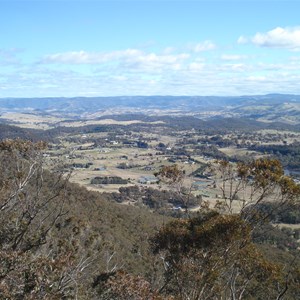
(188, 62), (205, 71)
(243, 27), (300, 50)
(237, 36), (248, 44)
(41, 49), (143, 64)
(3, 60), (300, 97)
(133, 52), (189, 65)
(162, 47), (176, 54)
(193, 40), (216, 52)
(221, 54), (248, 61)
(289, 56), (300, 62)
(217, 63), (249, 73)
(40, 49), (191, 78)
(41, 50), (190, 71)
(246, 75), (267, 82)
(3, 43), (300, 97)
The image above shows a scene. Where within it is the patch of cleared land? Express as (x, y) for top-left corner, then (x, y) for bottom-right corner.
(58, 119), (165, 127)
(0, 112), (64, 129)
(219, 147), (263, 158)
(0, 113), (165, 130)
(13, 111), (295, 213)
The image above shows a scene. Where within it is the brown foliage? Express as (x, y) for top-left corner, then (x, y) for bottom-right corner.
(214, 158), (300, 216)
(95, 270), (173, 300)
(151, 212), (283, 299)
(0, 139), (80, 299)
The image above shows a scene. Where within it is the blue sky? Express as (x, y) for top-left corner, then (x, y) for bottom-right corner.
(1, 0), (300, 97)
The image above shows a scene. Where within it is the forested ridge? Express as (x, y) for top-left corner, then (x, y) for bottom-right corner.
(0, 139), (300, 299)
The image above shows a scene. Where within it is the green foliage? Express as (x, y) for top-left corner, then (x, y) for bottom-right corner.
(155, 164), (199, 212)
(213, 158), (300, 217)
(94, 270), (172, 300)
(0, 139), (167, 299)
(149, 158), (300, 299)
(0, 139), (77, 299)
(1, 139), (300, 299)
(250, 143), (300, 170)
(91, 176), (128, 184)
(151, 212), (283, 299)
(253, 223), (300, 251)
(117, 185), (200, 209)
(155, 165), (185, 184)
(253, 202), (300, 224)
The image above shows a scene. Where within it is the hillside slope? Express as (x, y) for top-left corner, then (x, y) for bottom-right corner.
(1, 94), (300, 124)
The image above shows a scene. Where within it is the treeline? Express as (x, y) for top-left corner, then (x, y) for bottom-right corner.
(254, 202), (300, 224)
(105, 185), (202, 212)
(0, 123), (52, 142)
(250, 142), (300, 169)
(91, 176), (128, 185)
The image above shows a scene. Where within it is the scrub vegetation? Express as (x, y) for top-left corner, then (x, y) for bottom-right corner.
(1, 100), (300, 299)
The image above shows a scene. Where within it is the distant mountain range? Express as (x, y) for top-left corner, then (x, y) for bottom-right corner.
(1, 94), (300, 124)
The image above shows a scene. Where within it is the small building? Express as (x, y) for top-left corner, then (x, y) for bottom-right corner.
(94, 166), (106, 171)
(139, 175), (158, 184)
(143, 166), (155, 171)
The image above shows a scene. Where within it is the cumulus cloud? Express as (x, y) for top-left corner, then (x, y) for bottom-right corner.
(220, 54), (248, 61)
(41, 49), (142, 64)
(237, 36), (248, 44)
(193, 40), (216, 52)
(188, 62), (205, 71)
(40, 49), (190, 72)
(240, 27), (300, 50)
(162, 47), (176, 54)
(246, 75), (267, 82)
(132, 52), (189, 65)
(3, 59), (300, 97)
(4, 42), (300, 97)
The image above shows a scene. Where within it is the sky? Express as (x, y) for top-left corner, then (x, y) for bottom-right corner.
(1, 0), (300, 97)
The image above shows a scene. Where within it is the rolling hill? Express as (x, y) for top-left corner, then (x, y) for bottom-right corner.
(1, 94), (300, 124)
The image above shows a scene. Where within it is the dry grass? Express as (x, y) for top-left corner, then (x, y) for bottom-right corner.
(0, 113), (63, 129)
(219, 147), (262, 157)
(58, 119), (164, 127)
